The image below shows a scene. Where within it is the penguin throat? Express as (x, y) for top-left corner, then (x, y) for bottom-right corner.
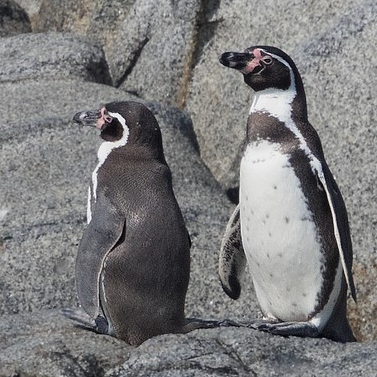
(249, 73), (297, 125)
(100, 122), (123, 141)
(91, 112), (130, 203)
(249, 78), (321, 179)
(97, 112), (129, 163)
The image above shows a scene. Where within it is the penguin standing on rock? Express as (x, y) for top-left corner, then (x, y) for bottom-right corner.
(218, 46), (357, 342)
(64, 101), (225, 346)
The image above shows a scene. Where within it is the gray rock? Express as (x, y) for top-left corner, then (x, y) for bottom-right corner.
(107, 0), (200, 106)
(0, 309), (129, 376)
(29, 0), (131, 48)
(13, 0), (43, 28)
(20, 0), (203, 107)
(3, 309), (377, 376)
(0, 32), (111, 83)
(0, 0), (31, 37)
(107, 327), (377, 377)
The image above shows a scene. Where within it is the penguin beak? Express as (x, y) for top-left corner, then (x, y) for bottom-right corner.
(220, 51), (264, 75)
(220, 52), (252, 71)
(73, 110), (102, 128)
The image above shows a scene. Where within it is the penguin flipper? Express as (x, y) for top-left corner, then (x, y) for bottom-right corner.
(76, 193), (125, 318)
(314, 160), (357, 302)
(219, 204), (247, 300)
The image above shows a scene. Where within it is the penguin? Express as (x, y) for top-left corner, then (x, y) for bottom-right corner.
(64, 101), (224, 346)
(218, 46), (357, 342)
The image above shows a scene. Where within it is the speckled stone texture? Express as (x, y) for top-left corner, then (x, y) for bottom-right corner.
(0, 32), (111, 83)
(0, 0), (31, 37)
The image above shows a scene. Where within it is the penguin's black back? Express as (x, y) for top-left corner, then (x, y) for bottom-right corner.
(97, 145), (190, 345)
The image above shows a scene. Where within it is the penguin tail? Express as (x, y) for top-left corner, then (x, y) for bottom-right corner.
(62, 307), (109, 335)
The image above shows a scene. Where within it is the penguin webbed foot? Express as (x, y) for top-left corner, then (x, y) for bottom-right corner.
(254, 320), (319, 338)
(62, 308), (109, 335)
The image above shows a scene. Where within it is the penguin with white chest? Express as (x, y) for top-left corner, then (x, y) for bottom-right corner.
(65, 101), (224, 345)
(218, 46), (357, 342)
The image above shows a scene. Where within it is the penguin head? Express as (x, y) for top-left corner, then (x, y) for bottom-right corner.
(219, 46), (302, 93)
(73, 101), (165, 158)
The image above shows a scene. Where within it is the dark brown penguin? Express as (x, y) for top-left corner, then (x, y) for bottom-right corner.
(64, 101), (225, 345)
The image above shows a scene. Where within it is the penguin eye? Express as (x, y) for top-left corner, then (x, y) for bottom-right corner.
(262, 56), (273, 65)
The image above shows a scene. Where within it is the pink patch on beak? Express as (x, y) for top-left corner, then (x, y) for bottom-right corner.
(97, 107), (112, 130)
(241, 48), (263, 75)
(253, 48), (263, 60)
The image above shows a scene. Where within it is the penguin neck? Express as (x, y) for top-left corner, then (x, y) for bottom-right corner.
(246, 74), (322, 176)
(249, 72), (307, 125)
(98, 117), (130, 165)
(97, 138), (128, 165)
(99, 142), (167, 165)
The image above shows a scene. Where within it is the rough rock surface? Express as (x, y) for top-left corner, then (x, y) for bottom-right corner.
(1, 0), (376, 375)
(29, 0), (129, 49)
(0, 32), (111, 83)
(107, 0), (200, 106)
(2, 311), (377, 377)
(18, 0), (203, 106)
(108, 328), (377, 377)
(0, 310), (129, 376)
(0, 0), (31, 37)
(13, 0), (43, 28)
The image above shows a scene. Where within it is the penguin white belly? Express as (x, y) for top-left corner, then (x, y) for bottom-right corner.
(240, 141), (323, 322)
